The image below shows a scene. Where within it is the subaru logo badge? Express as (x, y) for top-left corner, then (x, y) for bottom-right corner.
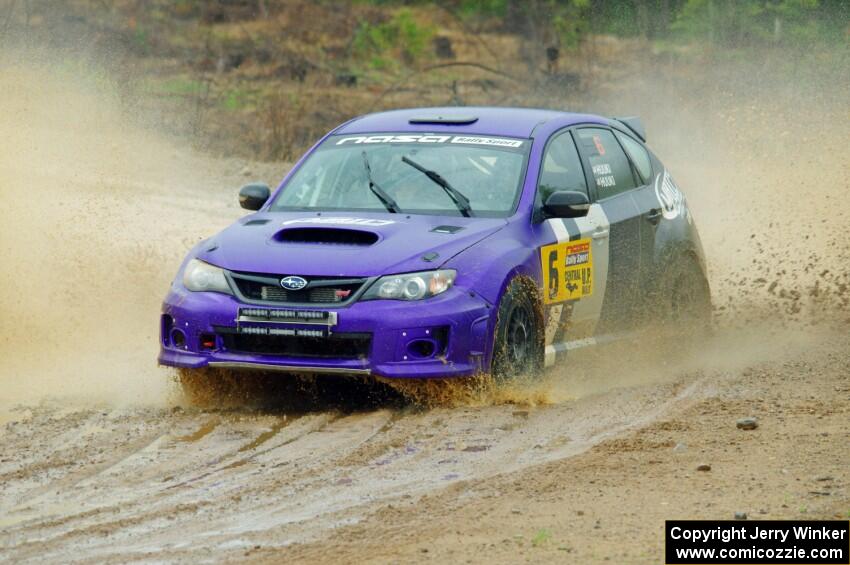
(280, 276), (308, 291)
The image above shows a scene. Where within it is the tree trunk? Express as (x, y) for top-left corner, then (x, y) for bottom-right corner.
(635, 0), (650, 39)
(707, 0), (716, 44)
(658, 0), (671, 37)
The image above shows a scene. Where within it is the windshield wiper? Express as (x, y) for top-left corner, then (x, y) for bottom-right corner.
(361, 151), (401, 214)
(401, 156), (473, 217)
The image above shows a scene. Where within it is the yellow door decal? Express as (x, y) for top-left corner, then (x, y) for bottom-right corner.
(541, 238), (593, 304)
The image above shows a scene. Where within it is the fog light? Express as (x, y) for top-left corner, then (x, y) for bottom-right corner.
(161, 315), (174, 346)
(407, 339), (437, 359)
(170, 328), (186, 348)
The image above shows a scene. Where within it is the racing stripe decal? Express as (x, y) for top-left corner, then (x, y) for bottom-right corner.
(543, 303), (564, 360)
(549, 217), (570, 243)
(544, 218), (572, 367)
(563, 218), (581, 241)
(570, 204), (610, 339)
(543, 205), (611, 368)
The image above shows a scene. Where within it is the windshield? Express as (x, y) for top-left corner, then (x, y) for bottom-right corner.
(270, 134), (530, 217)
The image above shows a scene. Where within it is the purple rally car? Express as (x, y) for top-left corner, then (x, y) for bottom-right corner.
(159, 107), (711, 383)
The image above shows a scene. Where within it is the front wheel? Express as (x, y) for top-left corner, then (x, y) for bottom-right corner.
(490, 277), (544, 381)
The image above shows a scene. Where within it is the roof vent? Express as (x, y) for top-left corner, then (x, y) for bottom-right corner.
(409, 115), (478, 125)
(274, 227), (379, 246)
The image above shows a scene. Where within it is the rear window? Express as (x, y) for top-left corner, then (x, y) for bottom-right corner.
(576, 128), (637, 197)
(614, 131), (653, 183)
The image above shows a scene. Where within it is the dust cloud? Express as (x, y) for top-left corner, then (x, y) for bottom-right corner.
(626, 54), (850, 325)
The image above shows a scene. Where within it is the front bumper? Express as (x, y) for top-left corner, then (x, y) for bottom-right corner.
(158, 285), (493, 378)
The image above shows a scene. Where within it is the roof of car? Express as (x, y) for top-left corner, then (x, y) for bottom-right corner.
(335, 106), (609, 139)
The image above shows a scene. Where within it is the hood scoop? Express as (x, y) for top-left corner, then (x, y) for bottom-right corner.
(273, 227), (379, 246)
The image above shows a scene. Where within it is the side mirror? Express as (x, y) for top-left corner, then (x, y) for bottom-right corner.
(543, 190), (590, 218)
(239, 183), (270, 211)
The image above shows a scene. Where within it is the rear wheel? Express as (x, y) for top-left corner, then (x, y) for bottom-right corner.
(658, 256), (712, 337)
(490, 277), (543, 381)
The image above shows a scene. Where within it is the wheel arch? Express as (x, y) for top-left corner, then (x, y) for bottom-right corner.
(445, 231), (545, 373)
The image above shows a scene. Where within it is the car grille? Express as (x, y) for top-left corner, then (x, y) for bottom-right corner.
(230, 272), (366, 304)
(220, 331), (371, 359)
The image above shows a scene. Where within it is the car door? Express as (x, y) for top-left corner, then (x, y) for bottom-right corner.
(533, 128), (611, 367)
(574, 127), (643, 334)
(613, 130), (666, 309)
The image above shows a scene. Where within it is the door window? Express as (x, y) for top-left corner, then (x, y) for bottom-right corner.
(614, 131), (652, 183)
(537, 130), (588, 206)
(576, 128), (637, 197)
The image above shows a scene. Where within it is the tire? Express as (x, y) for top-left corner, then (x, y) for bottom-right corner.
(658, 256), (712, 337)
(490, 277), (544, 381)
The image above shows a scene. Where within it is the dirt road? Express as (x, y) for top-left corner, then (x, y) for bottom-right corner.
(1, 328), (847, 563)
(0, 57), (848, 563)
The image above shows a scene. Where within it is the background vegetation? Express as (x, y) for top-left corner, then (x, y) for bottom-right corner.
(2, 0), (845, 161)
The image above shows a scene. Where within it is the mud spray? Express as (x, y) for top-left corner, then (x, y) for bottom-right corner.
(0, 55), (247, 408)
(1, 47), (847, 411)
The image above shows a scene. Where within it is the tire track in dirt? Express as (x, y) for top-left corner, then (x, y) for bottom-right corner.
(0, 411), (396, 560)
(1, 413), (323, 529)
(0, 408), (176, 507)
(0, 371), (708, 562)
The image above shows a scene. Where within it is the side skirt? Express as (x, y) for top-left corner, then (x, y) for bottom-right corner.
(543, 331), (637, 367)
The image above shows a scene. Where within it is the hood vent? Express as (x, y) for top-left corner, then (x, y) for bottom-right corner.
(274, 227), (379, 246)
(431, 225), (465, 234)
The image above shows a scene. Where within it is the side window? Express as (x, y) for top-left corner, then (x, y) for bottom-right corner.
(576, 128), (637, 197)
(614, 131), (652, 183)
(537, 131), (587, 205)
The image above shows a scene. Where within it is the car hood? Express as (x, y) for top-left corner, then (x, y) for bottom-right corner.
(196, 212), (507, 277)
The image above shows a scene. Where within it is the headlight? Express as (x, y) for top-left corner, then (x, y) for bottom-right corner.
(182, 259), (232, 294)
(362, 270), (456, 301)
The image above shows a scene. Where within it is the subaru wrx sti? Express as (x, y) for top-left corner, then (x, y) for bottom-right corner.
(159, 108), (710, 384)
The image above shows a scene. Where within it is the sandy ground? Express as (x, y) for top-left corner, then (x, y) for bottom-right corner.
(0, 52), (848, 563)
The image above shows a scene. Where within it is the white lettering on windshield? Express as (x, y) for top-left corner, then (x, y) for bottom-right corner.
(336, 135), (451, 145)
(450, 136), (524, 148)
(334, 135), (523, 147)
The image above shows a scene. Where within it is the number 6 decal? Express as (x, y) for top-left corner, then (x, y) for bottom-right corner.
(547, 249), (559, 300)
(541, 238), (593, 305)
